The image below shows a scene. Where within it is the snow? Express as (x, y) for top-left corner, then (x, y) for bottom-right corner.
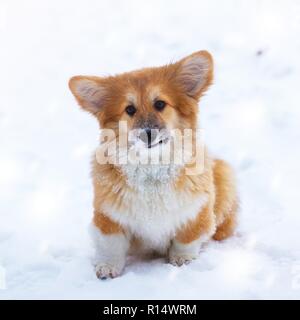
(1, 0), (300, 299)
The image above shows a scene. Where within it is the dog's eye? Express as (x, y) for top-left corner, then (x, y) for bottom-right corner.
(125, 105), (137, 116)
(154, 100), (166, 111)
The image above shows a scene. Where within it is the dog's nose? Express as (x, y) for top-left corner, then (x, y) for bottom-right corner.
(139, 128), (158, 146)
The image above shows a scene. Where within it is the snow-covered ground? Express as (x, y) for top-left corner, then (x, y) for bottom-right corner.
(1, 0), (300, 299)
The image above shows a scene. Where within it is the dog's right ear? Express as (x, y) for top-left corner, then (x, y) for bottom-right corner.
(69, 76), (106, 115)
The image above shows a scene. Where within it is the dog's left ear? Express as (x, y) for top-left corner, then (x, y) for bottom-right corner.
(175, 50), (213, 100)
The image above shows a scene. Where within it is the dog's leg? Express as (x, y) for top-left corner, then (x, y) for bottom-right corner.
(212, 159), (238, 240)
(90, 212), (129, 279)
(169, 204), (215, 266)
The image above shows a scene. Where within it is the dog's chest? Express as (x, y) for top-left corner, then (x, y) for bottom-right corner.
(103, 166), (207, 251)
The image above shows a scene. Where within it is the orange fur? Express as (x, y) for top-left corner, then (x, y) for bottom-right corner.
(174, 159), (238, 244)
(93, 211), (123, 235)
(213, 159), (238, 239)
(175, 203), (215, 244)
(213, 203), (237, 241)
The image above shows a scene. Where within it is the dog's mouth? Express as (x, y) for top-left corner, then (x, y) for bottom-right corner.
(129, 129), (170, 150)
(147, 136), (169, 149)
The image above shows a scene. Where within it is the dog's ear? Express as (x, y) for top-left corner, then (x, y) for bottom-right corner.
(175, 51), (213, 100)
(69, 76), (106, 114)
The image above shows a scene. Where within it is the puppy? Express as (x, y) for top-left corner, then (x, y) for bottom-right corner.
(69, 51), (238, 279)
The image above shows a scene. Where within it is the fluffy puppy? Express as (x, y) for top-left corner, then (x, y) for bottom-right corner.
(69, 51), (238, 279)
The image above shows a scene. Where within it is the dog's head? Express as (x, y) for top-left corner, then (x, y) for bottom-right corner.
(69, 51), (213, 164)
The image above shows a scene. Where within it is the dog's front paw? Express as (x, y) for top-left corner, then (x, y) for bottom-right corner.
(95, 263), (123, 279)
(169, 253), (198, 267)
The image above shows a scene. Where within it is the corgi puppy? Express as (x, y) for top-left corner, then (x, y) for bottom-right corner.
(69, 51), (238, 279)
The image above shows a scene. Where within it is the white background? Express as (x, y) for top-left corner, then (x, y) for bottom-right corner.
(0, 0), (300, 299)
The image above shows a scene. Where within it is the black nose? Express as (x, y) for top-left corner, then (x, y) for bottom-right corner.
(140, 128), (158, 146)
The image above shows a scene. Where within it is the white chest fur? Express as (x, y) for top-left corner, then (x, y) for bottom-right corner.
(102, 164), (208, 252)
